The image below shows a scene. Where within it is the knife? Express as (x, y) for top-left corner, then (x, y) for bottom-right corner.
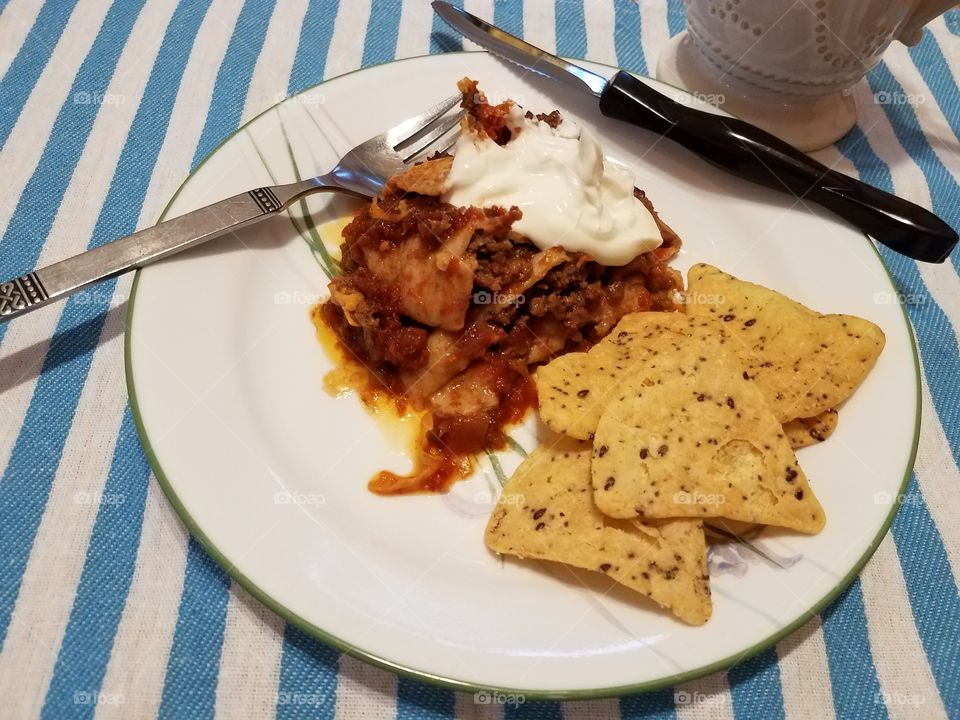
(433, 1), (958, 264)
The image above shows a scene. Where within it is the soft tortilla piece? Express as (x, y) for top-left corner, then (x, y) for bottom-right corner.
(485, 438), (712, 625)
(784, 409), (839, 450)
(359, 232), (476, 332)
(387, 156), (453, 196)
(590, 319), (826, 534)
(685, 264), (885, 423)
(536, 312), (731, 441)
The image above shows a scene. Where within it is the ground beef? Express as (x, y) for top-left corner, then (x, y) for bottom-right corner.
(528, 109), (562, 128)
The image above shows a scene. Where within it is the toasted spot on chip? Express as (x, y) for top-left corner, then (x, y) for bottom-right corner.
(387, 156), (453, 196)
(685, 264), (885, 423)
(484, 437), (712, 625)
(784, 409), (839, 450)
(590, 319), (826, 534)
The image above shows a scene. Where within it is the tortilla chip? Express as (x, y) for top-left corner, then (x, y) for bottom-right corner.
(590, 324), (826, 534)
(685, 264), (885, 423)
(535, 351), (614, 441)
(784, 409), (839, 450)
(536, 312), (727, 441)
(485, 438), (712, 625)
(387, 156), (452, 196)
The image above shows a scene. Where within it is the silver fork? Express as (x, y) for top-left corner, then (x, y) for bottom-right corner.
(0, 94), (463, 323)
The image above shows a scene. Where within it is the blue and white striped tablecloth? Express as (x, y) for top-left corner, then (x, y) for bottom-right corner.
(0, 1), (958, 718)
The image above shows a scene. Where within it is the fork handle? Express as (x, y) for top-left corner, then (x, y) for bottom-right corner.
(0, 179), (327, 323)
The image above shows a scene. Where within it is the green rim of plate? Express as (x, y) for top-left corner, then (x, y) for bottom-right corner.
(124, 51), (922, 701)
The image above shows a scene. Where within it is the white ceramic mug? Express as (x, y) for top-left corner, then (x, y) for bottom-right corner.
(657, 0), (955, 150)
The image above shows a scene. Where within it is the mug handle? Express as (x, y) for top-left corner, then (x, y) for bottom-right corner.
(896, 0), (955, 45)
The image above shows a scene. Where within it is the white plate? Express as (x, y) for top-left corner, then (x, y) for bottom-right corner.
(126, 53), (919, 698)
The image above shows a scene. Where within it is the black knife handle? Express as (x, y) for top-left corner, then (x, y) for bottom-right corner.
(598, 71), (958, 263)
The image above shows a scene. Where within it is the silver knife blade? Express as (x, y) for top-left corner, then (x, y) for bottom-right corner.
(432, 1), (608, 97)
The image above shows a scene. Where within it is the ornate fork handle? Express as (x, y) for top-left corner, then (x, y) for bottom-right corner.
(0, 178), (336, 323)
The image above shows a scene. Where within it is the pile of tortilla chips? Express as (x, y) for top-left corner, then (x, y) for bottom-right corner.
(484, 264), (885, 625)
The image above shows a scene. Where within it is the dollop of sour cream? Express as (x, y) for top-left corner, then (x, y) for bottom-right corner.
(442, 106), (662, 266)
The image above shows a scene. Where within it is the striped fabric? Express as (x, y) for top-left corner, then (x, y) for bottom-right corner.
(0, 0), (957, 717)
